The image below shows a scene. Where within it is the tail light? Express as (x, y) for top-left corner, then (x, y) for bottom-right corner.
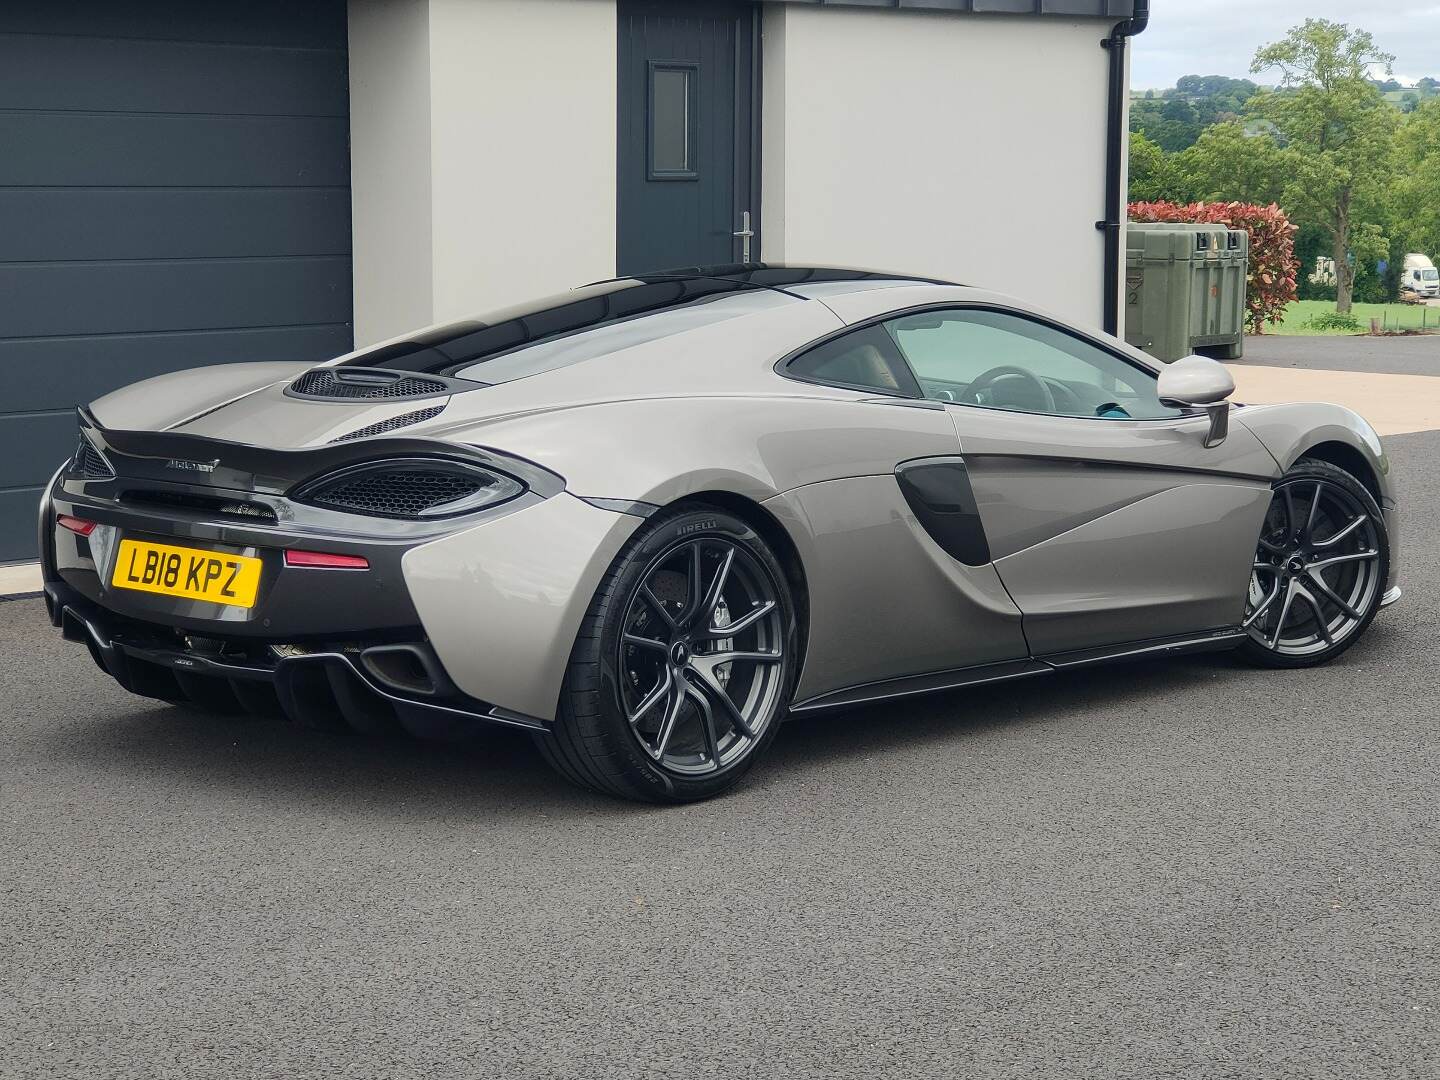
(57, 515), (98, 536)
(284, 550), (370, 570)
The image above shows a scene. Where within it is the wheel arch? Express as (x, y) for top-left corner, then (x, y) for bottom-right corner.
(1232, 403), (1392, 505)
(1296, 440), (1382, 504)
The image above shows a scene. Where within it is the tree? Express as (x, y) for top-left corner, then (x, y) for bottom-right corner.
(1392, 99), (1440, 257)
(1249, 19), (1399, 312)
(1128, 131), (1183, 202)
(1176, 122), (1289, 206)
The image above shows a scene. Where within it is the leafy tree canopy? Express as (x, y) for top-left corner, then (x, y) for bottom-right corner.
(1248, 19), (1398, 311)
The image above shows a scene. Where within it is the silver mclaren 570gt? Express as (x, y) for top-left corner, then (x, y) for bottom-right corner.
(42, 266), (1400, 802)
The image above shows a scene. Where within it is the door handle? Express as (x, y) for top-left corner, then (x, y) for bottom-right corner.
(733, 210), (754, 263)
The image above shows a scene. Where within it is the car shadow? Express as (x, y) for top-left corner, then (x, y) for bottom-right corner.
(39, 649), (1258, 820)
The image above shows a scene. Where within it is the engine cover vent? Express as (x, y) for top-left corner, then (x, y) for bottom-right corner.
(73, 433), (115, 480)
(330, 405), (446, 443)
(288, 367), (450, 401)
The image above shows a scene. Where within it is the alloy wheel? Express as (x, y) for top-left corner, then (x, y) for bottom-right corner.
(1243, 477), (1382, 658)
(617, 537), (786, 775)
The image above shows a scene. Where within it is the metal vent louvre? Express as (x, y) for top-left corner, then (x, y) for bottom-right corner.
(330, 405), (446, 443)
(75, 433), (115, 479)
(304, 466), (496, 519)
(121, 490), (278, 524)
(290, 368), (449, 400)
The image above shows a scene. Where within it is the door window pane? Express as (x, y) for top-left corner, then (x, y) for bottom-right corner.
(886, 309), (1182, 420)
(651, 65), (694, 176)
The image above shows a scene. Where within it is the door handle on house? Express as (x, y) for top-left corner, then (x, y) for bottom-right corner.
(733, 211), (754, 263)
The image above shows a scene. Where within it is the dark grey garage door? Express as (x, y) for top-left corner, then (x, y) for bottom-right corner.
(0, 0), (353, 561)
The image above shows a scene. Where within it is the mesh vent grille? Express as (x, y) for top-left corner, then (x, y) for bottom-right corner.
(290, 369), (449, 400)
(330, 405), (445, 443)
(75, 434), (115, 479)
(307, 468), (490, 519)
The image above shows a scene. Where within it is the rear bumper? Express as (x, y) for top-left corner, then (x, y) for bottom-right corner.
(47, 581), (548, 735)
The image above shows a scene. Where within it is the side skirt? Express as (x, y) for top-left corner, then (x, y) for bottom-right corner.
(787, 629), (1244, 716)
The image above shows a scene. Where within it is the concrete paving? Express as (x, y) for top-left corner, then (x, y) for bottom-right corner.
(2, 429), (1436, 1078)
(1227, 336), (1440, 436)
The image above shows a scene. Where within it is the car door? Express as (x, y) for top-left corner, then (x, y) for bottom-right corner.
(881, 305), (1278, 658)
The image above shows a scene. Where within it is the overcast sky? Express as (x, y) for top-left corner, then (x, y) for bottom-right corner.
(1131, 1), (1440, 89)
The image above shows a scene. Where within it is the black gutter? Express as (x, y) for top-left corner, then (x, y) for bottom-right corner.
(1097, 0), (1151, 336)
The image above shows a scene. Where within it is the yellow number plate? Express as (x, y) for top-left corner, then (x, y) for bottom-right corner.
(111, 539), (262, 608)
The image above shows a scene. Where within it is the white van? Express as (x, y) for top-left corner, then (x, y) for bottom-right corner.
(1402, 253), (1439, 298)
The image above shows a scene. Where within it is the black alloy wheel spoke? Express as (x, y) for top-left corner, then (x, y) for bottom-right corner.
(1306, 567), (1362, 619)
(685, 683), (724, 769)
(628, 667), (673, 727)
(640, 586), (678, 631)
(650, 676), (689, 762)
(1304, 481), (1323, 540)
(1298, 584), (1334, 645)
(1309, 549), (1379, 573)
(624, 632), (669, 653)
(687, 660), (756, 739)
(1315, 513), (1367, 549)
(1243, 581), (1281, 629)
(699, 600), (776, 640)
(1267, 580), (1299, 649)
(1282, 484), (1299, 538)
(694, 546), (735, 631)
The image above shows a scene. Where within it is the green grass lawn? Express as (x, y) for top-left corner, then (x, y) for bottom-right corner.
(1263, 299), (1440, 336)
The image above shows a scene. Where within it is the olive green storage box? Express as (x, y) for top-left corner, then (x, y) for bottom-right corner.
(1125, 224), (1249, 362)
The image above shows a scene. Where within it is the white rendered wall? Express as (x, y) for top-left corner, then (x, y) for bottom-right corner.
(349, 0), (617, 346)
(349, 0), (433, 346)
(427, 0), (615, 327)
(761, 6), (1114, 331)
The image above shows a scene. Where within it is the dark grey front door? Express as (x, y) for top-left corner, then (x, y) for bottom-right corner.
(617, 0), (756, 275)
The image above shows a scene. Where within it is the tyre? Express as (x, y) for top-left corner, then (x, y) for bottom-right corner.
(1237, 459), (1389, 668)
(535, 505), (798, 802)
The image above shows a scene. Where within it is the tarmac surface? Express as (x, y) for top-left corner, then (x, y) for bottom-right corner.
(2, 344), (1436, 1079)
(1241, 332), (1440, 376)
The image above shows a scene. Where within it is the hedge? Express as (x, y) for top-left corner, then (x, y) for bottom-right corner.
(1129, 201), (1299, 333)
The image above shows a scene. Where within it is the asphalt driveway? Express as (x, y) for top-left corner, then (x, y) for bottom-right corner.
(1241, 332), (1440, 376)
(2, 423), (1437, 1077)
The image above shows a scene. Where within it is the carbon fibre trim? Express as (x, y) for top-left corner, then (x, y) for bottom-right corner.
(51, 587), (549, 736)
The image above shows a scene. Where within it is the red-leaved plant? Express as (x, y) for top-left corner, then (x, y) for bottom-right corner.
(1129, 201), (1298, 333)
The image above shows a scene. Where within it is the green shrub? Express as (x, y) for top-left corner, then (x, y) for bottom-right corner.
(1305, 310), (1363, 333)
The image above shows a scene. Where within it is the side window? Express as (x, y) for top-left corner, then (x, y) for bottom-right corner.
(885, 309), (1182, 420)
(787, 325), (919, 397)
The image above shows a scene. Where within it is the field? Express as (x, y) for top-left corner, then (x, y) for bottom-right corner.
(1262, 299), (1440, 336)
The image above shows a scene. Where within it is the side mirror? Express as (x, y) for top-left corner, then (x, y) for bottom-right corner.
(1157, 354), (1234, 448)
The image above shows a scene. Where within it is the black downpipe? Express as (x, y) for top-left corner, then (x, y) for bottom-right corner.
(1098, 0), (1151, 336)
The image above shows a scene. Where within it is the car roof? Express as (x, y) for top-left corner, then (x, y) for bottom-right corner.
(336, 265), (960, 383)
(594, 263), (958, 293)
